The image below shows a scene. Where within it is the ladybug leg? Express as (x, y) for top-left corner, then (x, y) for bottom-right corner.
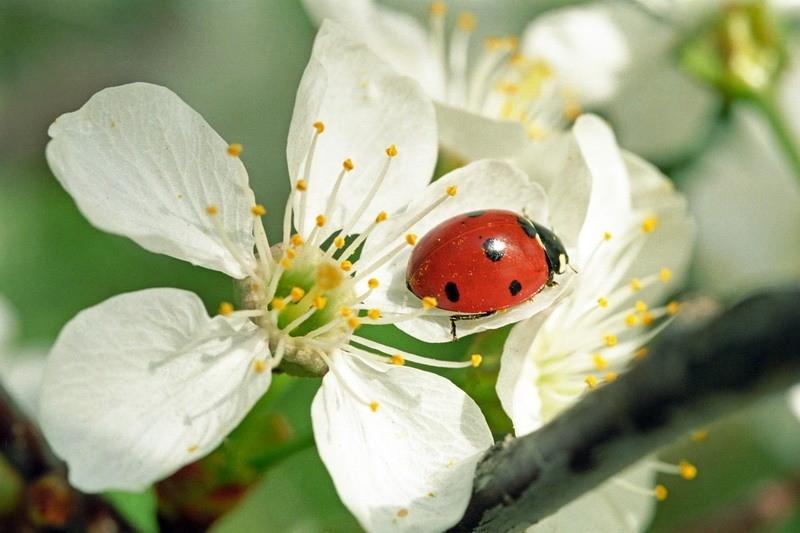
(449, 311), (497, 341)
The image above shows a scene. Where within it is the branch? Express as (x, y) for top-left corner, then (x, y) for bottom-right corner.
(451, 285), (800, 532)
(0, 385), (134, 531)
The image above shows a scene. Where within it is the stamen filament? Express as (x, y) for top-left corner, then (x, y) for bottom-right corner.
(349, 337), (478, 369)
(297, 125), (323, 236)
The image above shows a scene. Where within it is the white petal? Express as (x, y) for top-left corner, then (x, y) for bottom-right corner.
(436, 101), (529, 161)
(46, 83), (257, 279)
(686, 108), (800, 296)
(361, 159), (567, 343)
(312, 352), (492, 533)
(287, 21), (437, 235)
(573, 114), (632, 261)
(790, 384), (800, 422)
(39, 288), (271, 492)
(0, 347), (47, 421)
(530, 461), (657, 532)
(521, 4), (637, 105)
(300, 0), (443, 99)
(496, 313), (550, 436)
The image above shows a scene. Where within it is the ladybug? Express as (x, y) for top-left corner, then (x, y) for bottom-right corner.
(405, 209), (569, 338)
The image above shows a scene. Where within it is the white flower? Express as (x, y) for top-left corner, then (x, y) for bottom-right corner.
(302, 0), (582, 161)
(518, 1), (717, 163)
(0, 297), (46, 420)
(685, 49), (800, 296)
(496, 118), (696, 531)
(36, 20), (606, 532)
(791, 385), (800, 421)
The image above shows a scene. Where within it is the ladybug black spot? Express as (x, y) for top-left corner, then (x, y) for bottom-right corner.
(516, 216), (538, 238)
(509, 280), (522, 296)
(466, 210), (486, 218)
(444, 282), (460, 302)
(482, 238), (506, 262)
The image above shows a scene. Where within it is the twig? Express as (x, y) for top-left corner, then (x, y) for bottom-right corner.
(451, 285), (800, 532)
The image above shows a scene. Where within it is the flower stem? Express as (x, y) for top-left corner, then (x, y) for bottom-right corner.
(752, 93), (800, 185)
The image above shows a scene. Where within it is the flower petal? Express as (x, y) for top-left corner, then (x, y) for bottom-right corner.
(529, 461), (657, 532)
(573, 114), (632, 261)
(46, 83), (257, 278)
(361, 159), (569, 343)
(287, 21), (437, 236)
(301, 0), (443, 99)
(496, 313), (550, 436)
(39, 288), (271, 492)
(790, 384), (800, 422)
(311, 352), (492, 532)
(0, 347), (47, 421)
(436, 101), (529, 161)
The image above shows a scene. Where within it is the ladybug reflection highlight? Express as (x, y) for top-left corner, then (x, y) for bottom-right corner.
(405, 209), (569, 335)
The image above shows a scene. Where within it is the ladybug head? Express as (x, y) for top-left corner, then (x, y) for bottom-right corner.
(532, 222), (569, 275)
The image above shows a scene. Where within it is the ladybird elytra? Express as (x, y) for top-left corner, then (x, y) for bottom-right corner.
(405, 209), (568, 313)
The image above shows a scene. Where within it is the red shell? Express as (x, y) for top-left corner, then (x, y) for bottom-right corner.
(405, 210), (551, 313)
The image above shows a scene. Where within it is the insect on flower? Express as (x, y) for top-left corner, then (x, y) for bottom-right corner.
(405, 209), (569, 338)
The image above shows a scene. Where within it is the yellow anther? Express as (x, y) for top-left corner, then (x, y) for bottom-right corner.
(317, 262), (344, 290)
(375, 211), (388, 223)
(286, 248), (297, 260)
(340, 260), (353, 272)
(604, 371), (618, 383)
(679, 460), (697, 480)
(635, 300), (648, 313)
(367, 308), (381, 320)
(347, 317), (361, 329)
(369, 401), (380, 412)
(563, 101), (582, 121)
(296, 179), (307, 192)
(385, 144), (398, 157)
(597, 297), (609, 308)
(630, 278), (643, 292)
(187, 444), (199, 453)
(603, 231), (613, 241)
(339, 307), (352, 318)
(291, 234), (304, 247)
(313, 121), (325, 134)
(485, 36), (503, 50)
(635, 347), (649, 360)
(625, 314), (639, 327)
(290, 287), (305, 302)
(406, 234), (418, 246)
(592, 353), (608, 370)
(430, 1), (446, 16)
(527, 123), (546, 140)
(421, 296), (438, 310)
(271, 297), (286, 311)
(253, 359), (267, 374)
(642, 312), (655, 326)
(251, 204), (266, 217)
(496, 81), (519, 94)
(457, 11), (476, 31)
(218, 302), (234, 316)
(343, 158), (354, 171)
(471, 354), (483, 368)
(316, 214), (327, 227)
(390, 354), (405, 366)
(603, 334), (618, 347)
(313, 296), (328, 310)
(280, 258), (293, 269)
(666, 301), (680, 316)
(334, 236), (346, 249)
(690, 429), (709, 442)
(660, 267), (673, 283)
(585, 375), (599, 389)
(368, 278), (380, 289)
(654, 485), (668, 501)
(642, 216), (659, 233)
(206, 204), (219, 216)
(227, 143), (243, 157)
(446, 185), (458, 197)
(397, 508), (409, 518)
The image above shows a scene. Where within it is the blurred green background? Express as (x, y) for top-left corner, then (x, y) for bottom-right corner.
(1, 1), (799, 531)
